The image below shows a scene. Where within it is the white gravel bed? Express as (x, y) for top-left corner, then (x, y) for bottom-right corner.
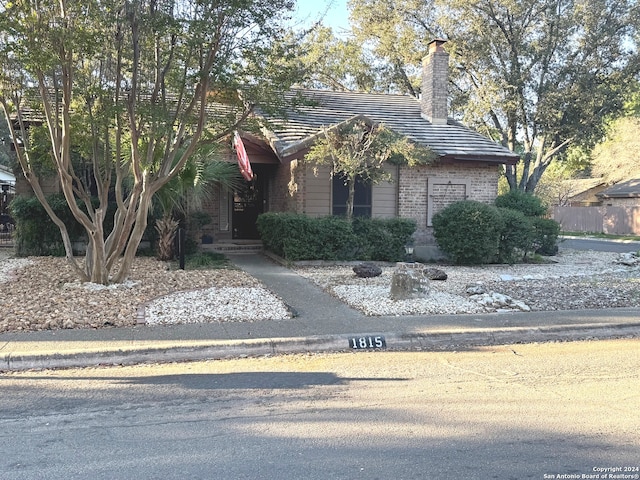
(294, 249), (640, 315)
(331, 285), (485, 316)
(145, 286), (291, 324)
(0, 255), (293, 332)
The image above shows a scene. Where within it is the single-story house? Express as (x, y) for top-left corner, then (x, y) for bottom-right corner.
(204, 39), (519, 259)
(7, 39), (519, 259)
(0, 164), (14, 187)
(596, 178), (640, 206)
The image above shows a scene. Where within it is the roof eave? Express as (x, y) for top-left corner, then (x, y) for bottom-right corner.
(438, 154), (519, 165)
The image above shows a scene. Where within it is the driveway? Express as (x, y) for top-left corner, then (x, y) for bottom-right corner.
(559, 236), (640, 253)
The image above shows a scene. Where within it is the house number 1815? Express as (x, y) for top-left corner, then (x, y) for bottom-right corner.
(349, 336), (386, 350)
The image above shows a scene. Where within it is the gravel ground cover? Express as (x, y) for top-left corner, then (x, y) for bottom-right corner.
(0, 247), (639, 333)
(294, 249), (640, 315)
(0, 252), (292, 333)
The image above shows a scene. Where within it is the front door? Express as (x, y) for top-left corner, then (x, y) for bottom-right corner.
(232, 170), (265, 239)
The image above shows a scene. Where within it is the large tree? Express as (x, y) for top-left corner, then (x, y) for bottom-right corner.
(591, 117), (640, 184)
(296, 26), (377, 92)
(441, 0), (640, 193)
(0, 0), (299, 284)
(349, 0), (440, 97)
(346, 0), (640, 192)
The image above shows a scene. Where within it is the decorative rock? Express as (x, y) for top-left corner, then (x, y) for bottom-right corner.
(616, 252), (640, 266)
(466, 283), (487, 295)
(390, 262), (430, 300)
(469, 291), (531, 312)
(424, 267), (447, 281)
(353, 262), (382, 278)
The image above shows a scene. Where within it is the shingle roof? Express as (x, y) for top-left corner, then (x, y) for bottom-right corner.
(564, 178), (607, 197)
(597, 178), (640, 198)
(260, 89), (519, 164)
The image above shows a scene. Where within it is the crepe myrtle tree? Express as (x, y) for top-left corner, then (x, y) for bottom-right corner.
(305, 116), (435, 221)
(0, 0), (300, 284)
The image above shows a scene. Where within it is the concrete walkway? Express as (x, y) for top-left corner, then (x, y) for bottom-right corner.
(1, 252), (640, 371)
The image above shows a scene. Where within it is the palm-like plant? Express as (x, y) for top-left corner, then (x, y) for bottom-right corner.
(153, 145), (242, 261)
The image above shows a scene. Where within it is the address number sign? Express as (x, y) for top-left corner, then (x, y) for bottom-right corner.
(349, 336), (386, 350)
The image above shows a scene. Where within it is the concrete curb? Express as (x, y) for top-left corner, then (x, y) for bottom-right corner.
(3, 322), (639, 371)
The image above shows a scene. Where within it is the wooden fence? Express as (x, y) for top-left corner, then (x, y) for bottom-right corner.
(552, 206), (640, 235)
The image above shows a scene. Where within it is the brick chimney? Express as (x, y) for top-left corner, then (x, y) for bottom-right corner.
(421, 39), (449, 125)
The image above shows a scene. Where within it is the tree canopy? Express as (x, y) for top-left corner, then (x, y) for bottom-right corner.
(0, 0), (300, 284)
(311, 0), (640, 193)
(591, 117), (640, 184)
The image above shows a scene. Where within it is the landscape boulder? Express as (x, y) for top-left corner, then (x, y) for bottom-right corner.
(424, 267), (448, 281)
(390, 262), (430, 300)
(353, 262), (382, 278)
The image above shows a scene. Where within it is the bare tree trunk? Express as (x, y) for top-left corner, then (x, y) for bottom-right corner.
(346, 178), (356, 222)
(112, 191), (153, 283)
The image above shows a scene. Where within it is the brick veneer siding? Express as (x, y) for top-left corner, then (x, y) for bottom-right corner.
(398, 163), (502, 244)
(263, 159), (502, 247)
(269, 160), (293, 212)
(269, 159), (307, 213)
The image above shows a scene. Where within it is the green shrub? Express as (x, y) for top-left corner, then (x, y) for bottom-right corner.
(314, 216), (360, 260)
(257, 212), (299, 257)
(531, 217), (560, 255)
(257, 213), (416, 262)
(496, 207), (535, 263)
(10, 194), (158, 257)
(495, 190), (547, 217)
(181, 210), (212, 255)
(353, 217), (416, 262)
(184, 251), (229, 269)
(432, 200), (503, 265)
(9, 194), (84, 256)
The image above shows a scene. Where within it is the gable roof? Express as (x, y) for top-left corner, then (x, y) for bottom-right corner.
(564, 178), (607, 198)
(260, 89), (519, 165)
(597, 178), (640, 198)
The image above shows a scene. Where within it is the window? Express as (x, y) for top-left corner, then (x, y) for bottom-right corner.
(332, 175), (372, 217)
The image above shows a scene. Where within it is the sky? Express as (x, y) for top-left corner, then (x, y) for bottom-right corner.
(292, 0), (351, 33)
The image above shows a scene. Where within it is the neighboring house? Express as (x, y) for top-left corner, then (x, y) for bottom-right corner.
(206, 39), (519, 259)
(563, 178), (607, 206)
(0, 164), (14, 188)
(596, 178), (640, 206)
(552, 178), (640, 235)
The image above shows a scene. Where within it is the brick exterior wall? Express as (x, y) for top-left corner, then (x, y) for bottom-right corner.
(269, 160), (296, 212)
(269, 159), (309, 214)
(398, 162), (501, 244)
(267, 160), (501, 247)
(602, 197), (640, 207)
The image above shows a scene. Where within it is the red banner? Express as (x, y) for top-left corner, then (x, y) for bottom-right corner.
(233, 131), (254, 181)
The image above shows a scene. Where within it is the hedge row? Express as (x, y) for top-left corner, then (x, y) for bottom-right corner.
(256, 212), (416, 262)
